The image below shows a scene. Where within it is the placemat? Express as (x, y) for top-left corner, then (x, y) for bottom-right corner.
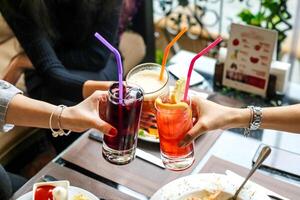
(61, 129), (222, 197)
(201, 156), (300, 200)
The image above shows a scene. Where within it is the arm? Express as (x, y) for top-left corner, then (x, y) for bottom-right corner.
(179, 96), (300, 146)
(5, 91), (116, 136)
(2, 52), (113, 99)
(2, 53), (33, 85)
(83, 80), (114, 99)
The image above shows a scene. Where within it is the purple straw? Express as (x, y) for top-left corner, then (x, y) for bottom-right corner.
(94, 32), (123, 103)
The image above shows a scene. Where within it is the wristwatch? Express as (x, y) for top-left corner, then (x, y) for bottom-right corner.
(244, 106), (262, 137)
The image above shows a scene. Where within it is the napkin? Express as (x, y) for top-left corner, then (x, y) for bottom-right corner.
(168, 63), (204, 86)
(225, 170), (289, 200)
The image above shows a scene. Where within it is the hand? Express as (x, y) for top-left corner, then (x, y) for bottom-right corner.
(83, 80), (115, 99)
(61, 90), (117, 136)
(179, 95), (250, 147)
(3, 53), (33, 85)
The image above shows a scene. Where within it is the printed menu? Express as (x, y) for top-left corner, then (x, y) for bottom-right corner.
(223, 23), (278, 97)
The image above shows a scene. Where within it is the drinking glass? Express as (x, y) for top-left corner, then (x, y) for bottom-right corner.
(126, 63), (169, 137)
(102, 83), (144, 165)
(155, 97), (195, 171)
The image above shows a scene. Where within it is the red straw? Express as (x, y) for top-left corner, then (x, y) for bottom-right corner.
(183, 36), (223, 101)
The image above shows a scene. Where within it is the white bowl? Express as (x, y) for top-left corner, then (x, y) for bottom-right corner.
(32, 180), (69, 200)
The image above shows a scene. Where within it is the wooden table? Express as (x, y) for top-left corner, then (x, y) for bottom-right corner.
(15, 89), (299, 199)
(12, 127), (221, 199)
(60, 129), (222, 198)
(11, 162), (134, 200)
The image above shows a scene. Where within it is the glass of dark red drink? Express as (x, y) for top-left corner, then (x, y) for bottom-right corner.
(102, 83), (144, 165)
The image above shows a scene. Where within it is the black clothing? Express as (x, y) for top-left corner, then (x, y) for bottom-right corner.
(0, 0), (122, 104)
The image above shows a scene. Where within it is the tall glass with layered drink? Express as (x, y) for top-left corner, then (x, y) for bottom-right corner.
(126, 63), (169, 139)
(102, 83), (144, 165)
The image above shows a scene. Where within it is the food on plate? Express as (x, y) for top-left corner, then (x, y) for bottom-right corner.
(52, 186), (68, 200)
(34, 185), (68, 200)
(72, 193), (90, 200)
(34, 185), (55, 200)
(33, 181), (69, 200)
(183, 190), (235, 200)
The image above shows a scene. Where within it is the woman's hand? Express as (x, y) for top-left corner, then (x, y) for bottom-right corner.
(82, 80), (115, 99)
(3, 53), (33, 85)
(61, 90), (117, 136)
(179, 95), (250, 147)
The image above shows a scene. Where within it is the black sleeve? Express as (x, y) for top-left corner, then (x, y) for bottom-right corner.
(56, 5), (122, 72)
(0, 5), (86, 102)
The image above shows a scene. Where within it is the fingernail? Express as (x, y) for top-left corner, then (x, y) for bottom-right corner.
(178, 134), (193, 147)
(108, 127), (117, 137)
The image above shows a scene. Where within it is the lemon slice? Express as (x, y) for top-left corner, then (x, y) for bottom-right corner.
(170, 78), (186, 104)
(155, 97), (189, 110)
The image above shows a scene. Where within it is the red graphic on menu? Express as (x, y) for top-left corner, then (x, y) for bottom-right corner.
(250, 57), (259, 64)
(255, 44), (261, 51)
(233, 38), (239, 46)
(244, 75), (266, 89)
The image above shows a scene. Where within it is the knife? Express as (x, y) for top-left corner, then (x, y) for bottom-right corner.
(268, 195), (284, 200)
(88, 132), (165, 169)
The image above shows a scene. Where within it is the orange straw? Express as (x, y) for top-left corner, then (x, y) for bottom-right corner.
(159, 27), (187, 80)
(183, 36), (223, 101)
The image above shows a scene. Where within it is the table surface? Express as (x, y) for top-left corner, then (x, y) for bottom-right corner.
(13, 55), (300, 199)
(60, 129), (222, 198)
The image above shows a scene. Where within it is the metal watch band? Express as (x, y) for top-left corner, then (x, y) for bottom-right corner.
(244, 106), (262, 137)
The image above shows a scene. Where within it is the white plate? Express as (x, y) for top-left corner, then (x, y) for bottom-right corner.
(150, 173), (271, 200)
(138, 129), (159, 143)
(17, 186), (98, 200)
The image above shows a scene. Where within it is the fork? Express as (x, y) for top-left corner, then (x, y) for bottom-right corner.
(227, 146), (271, 200)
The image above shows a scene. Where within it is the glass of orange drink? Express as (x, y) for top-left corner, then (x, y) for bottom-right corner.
(155, 79), (195, 171)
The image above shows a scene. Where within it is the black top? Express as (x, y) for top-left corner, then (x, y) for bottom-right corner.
(0, 0), (121, 102)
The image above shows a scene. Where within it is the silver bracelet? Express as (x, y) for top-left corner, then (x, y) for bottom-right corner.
(58, 105), (72, 136)
(49, 105), (71, 137)
(49, 105), (64, 137)
(244, 106), (262, 137)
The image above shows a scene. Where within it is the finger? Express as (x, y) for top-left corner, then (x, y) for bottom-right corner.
(90, 90), (107, 100)
(93, 92), (107, 119)
(178, 121), (208, 147)
(191, 96), (200, 118)
(94, 119), (117, 137)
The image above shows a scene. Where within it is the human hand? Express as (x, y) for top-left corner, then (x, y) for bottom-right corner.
(83, 80), (115, 98)
(61, 90), (117, 136)
(3, 53), (33, 85)
(179, 95), (250, 147)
